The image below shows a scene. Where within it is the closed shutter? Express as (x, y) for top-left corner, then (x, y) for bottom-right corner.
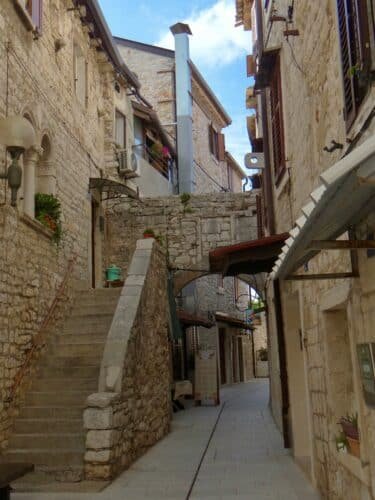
(218, 133), (225, 161)
(246, 55), (256, 77)
(208, 124), (213, 155)
(256, 194), (264, 239)
(336, 0), (371, 128)
(270, 56), (285, 182)
(31, 0), (43, 32)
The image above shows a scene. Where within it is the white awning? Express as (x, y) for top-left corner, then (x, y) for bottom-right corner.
(272, 135), (375, 280)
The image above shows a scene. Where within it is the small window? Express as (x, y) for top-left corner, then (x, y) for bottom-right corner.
(74, 44), (87, 106)
(336, 0), (371, 129)
(269, 55), (285, 183)
(208, 124), (225, 161)
(115, 111), (127, 149)
(357, 343), (375, 407)
(16, 0), (42, 33)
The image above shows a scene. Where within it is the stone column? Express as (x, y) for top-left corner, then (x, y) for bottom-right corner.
(23, 147), (41, 218)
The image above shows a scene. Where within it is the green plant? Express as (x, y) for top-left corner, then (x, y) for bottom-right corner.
(335, 432), (348, 452)
(35, 193), (62, 244)
(143, 228), (155, 237)
(150, 141), (163, 159)
(258, 347), (268, 362)
(180, 192), (191, 205)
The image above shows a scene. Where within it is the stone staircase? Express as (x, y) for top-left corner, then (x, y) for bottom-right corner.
(3, 287), (121, 482)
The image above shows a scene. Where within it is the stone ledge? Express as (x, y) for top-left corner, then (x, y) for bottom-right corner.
(20, 214), (54, 241)
(336, 450), (370, 487)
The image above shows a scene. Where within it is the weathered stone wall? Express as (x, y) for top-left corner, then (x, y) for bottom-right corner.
(84, 239), (171, 480)
(262, 1), (375, 498)
(0, 0), (135, 452)
(105, 192), (257, 284)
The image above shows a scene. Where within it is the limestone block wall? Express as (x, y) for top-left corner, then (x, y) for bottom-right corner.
(84, 239), (171, 480)
(105, 192), (257, 280)
(262, 1), (375, 497)
(0, 205), (78, 450)
(0, 0), (134, 452)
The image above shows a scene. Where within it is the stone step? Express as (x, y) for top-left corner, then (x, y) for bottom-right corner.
(75, 295), (120, 307)
(83, 288), (121, 298)
(43, 355), (101, 367)
(37, 365), (99, 379)
(4, 449), (84, 466)
(49, 342), (105, 358)
(62, 315), (113, 331)
(32, 377), (98, 391)
(71, 304), (118, 317)
(20, 406), (84, 420)
(26, 391), (91, 407)
(54, 332), (107, 345)
(14, 418), (83, 434)
(9, 433), (85, 450)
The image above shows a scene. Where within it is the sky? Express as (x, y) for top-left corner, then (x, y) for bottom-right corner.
(98, 0), (252, 171)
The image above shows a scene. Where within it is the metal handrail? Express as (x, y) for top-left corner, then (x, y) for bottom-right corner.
(5, 254), (78, 404)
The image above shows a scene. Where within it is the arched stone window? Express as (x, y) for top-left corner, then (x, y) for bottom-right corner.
(22, 113), (39, 218)
(37, 134), (55, 195)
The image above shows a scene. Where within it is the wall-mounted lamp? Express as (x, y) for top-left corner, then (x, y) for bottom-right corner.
(244, 152), (265, 170)
(0, 116), (36, 206)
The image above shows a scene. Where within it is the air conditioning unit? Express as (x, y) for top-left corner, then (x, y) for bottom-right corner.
(117, 149), (140, 178)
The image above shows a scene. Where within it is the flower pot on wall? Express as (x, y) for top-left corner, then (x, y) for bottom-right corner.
(347, 437), (360, 458)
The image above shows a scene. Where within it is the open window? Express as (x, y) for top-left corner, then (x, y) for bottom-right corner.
(336, 0), (371, 129)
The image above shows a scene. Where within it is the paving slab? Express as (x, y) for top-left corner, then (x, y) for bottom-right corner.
(13, 380), (320, 500)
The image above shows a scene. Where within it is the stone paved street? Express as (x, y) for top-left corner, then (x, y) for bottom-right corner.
(14, 380), (320, 500)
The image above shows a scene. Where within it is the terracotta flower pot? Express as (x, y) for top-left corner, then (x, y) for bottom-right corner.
(143, 233), (154, 239)
(347, 437), (360, 458)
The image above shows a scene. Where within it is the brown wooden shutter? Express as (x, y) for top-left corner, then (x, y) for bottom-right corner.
(256, 194), (264, 239)
(270, 56), (285, 182)
(32, 0), (43, 33)
(336, 0), (371, 128)
(208, 124), (213, 155)
(246, 55), (256, 77)
(218, 133), (225, 161)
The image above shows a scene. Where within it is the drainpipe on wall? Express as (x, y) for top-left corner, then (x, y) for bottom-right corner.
(255, 0), (290, 449)
(170, 22), (194, 194)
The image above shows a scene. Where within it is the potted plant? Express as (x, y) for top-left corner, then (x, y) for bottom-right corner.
(143, 228), (155, 239)
(35, 193), (62, 244)
(339, 413), (360, 458)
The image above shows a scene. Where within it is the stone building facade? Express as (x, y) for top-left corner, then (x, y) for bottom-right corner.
(237, 0), (375, 498)
(115, 34), (254, 391)
(0, 0), (174, 460)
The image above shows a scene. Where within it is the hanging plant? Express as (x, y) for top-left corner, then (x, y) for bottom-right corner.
(35, 193), (62, 244)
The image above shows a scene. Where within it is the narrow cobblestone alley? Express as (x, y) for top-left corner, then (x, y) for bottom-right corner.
(14, 380), (320, 500)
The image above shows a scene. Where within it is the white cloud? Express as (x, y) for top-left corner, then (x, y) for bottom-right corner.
(155, 0), (250, 68)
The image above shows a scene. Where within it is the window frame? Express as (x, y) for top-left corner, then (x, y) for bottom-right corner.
(115, 110), (127, 150)
(336, 0), (371, 130)
(269, 55), (286, 184)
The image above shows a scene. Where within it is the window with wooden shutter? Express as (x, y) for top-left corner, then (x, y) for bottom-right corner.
(208, 124), (220, 160)
(336, 0), (371, 129)
(218, 133), (225, 161)
(269, 56), (285, 183)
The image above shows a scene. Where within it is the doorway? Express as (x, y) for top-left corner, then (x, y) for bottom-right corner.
(90, 198), (103, 288)
(219, 328), (226, 385)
